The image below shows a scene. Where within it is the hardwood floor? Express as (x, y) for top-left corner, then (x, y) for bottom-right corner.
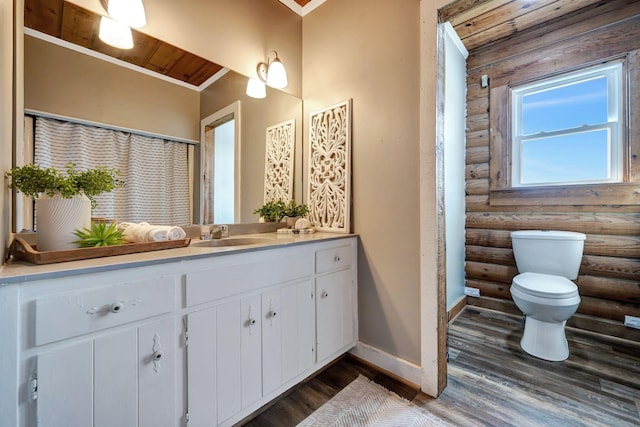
(242, 306), (640, 426)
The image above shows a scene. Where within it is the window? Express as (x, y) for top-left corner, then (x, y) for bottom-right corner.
(488, 49), (639, 207)
(511, 62), (623, 187)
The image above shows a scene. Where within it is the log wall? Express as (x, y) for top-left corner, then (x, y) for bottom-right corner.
(462, 0), (640, 335)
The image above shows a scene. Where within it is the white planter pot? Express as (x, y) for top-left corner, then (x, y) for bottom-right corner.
(36, 194), (91, 251)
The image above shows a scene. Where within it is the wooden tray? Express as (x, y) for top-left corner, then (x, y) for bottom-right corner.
(9, 237), (191, 265)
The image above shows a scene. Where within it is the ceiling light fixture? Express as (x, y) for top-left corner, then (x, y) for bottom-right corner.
(257, 51), (288, 89)
(98, 16), (134, 49)
(106, 0), (147, 28)
(246, 78), (267, 99)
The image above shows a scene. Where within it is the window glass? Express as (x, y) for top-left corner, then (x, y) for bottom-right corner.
(522, 77), (608, 135)
(512, 62), (622, 187)
(520, 129), (610, 185)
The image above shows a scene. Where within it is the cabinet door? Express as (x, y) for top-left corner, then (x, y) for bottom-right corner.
(216, 294), (262, 424)
(241, 294), (262, 408)
(138, 318), (176, 427)
(37, 341), (94, 427)
(262, 280), (315, 396)
(281, 280), (314, 384)
(316, 269), (354, 362)
(94, 329), (138, 427)
(216, 300), (241, 424)
(261, 288), (282, 395)
(187, 307), (217, 427)
(37, 317), (176, 427)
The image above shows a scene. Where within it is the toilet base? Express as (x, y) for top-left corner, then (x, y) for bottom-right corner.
(520, 316), (569, 362)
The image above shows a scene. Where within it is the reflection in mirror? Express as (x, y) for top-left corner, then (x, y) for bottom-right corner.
(201, 101), (241, 225)
(199, 71), (303, 224)
(21, 31), (302, 227)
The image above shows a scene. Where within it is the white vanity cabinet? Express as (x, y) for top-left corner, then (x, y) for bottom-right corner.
(3, 235), (357, 427)
(315, 243), (356, 363)
(19, 273), (180, 427)
(183, 246), (318, 427)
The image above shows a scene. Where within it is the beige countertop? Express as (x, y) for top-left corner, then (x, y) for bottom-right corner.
(0, 232), (357, 285)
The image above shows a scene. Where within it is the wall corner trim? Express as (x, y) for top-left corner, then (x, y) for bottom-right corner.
(349, 341), (423, 387)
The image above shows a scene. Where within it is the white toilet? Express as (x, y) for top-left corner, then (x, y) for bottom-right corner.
(510, 230), (586, 362)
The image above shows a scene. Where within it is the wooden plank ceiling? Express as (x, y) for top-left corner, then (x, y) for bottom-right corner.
(24, 0), (224, 87)
(439, 0), (613, 51)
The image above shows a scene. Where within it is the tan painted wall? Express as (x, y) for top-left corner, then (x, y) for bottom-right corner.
(1, 0), (15, 265)
(66, 0), (303, 98)
(303, 0), (425, 364)
(199, 71), (303, 223)
(24, 35), (200, 141)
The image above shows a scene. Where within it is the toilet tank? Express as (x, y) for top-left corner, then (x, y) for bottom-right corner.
(511, 230), (586, 279)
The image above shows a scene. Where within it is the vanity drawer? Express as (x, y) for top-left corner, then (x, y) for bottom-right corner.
(316, 244), (352, 274)
(185, 250), (314, 307)
(35, 276), (176, 346)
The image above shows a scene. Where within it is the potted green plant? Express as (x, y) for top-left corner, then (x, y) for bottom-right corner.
(5, 162), (124, 251)
(253, 200), (286, 222)
(253, 199), (309, 227)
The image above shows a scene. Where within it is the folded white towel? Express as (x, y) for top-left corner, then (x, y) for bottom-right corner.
(167, 226), (186, 240)
(119, 222), (186, 243)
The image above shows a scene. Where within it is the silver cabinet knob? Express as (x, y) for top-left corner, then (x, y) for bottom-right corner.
(153, 350), (164, 361)
(250, 318), (256, 325)
(334, 255), (341, 262)
(271, 311), (277, 318)
(321, 291), (329, 298)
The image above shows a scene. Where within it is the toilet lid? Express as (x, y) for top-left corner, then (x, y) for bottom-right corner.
(512, 272), (579, 299)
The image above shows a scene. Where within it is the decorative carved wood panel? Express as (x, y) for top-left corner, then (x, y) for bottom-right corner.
(264, 119), (295, 203)
(307, 100), (351, 233)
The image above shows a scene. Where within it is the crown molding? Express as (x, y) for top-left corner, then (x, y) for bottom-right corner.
(279, 0), (326, 17)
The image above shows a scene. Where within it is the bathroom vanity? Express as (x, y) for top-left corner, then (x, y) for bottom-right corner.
(0, 233), (358, 427)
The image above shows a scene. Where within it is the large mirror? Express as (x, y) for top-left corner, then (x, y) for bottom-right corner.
(22, 28), (302, 225)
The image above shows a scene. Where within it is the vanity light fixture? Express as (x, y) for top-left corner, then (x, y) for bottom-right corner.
(98, 16), (134, 49)
(246, 78), (267, 99)
(106, 0), (147, 29)
(257, 51), (288, 89)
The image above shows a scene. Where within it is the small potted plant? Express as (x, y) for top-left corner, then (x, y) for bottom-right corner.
(254, 199), (308, 227)
(281, 200), (309, 228)
(5, 162), (124, 251)
(253, 200), (286, 222)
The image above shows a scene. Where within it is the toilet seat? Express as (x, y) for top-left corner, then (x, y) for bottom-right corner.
(512, 272), (578, 299)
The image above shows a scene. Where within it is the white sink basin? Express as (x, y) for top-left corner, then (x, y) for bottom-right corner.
(190, 237), (275, 248)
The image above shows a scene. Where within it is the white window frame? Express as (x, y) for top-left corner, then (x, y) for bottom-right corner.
(511, 61), (623, 187)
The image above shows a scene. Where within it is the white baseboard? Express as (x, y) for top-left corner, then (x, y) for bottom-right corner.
(349, 341), (422, 386)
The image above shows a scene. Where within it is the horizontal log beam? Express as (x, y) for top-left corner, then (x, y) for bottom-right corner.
(466, 179), (490, 196)
(466, 198), (640, 214)
(466, 130), (488, 148)
(466, 213), (640, 235)
(466, 245), (514, 266)
(579, 295), (640, 322)
(466, 229), (640, 258)
(466, 261), (517, 284)
(466, 146), (489, 165)
(467, 0), (640, 69)
(467, 113), (488, 133)
(580, 255), (640, 282)
(577, 275), (640, 304)
(466, 278), (511, 300)
(466, 163), (489, 180)
(466, 228), (512, 248)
